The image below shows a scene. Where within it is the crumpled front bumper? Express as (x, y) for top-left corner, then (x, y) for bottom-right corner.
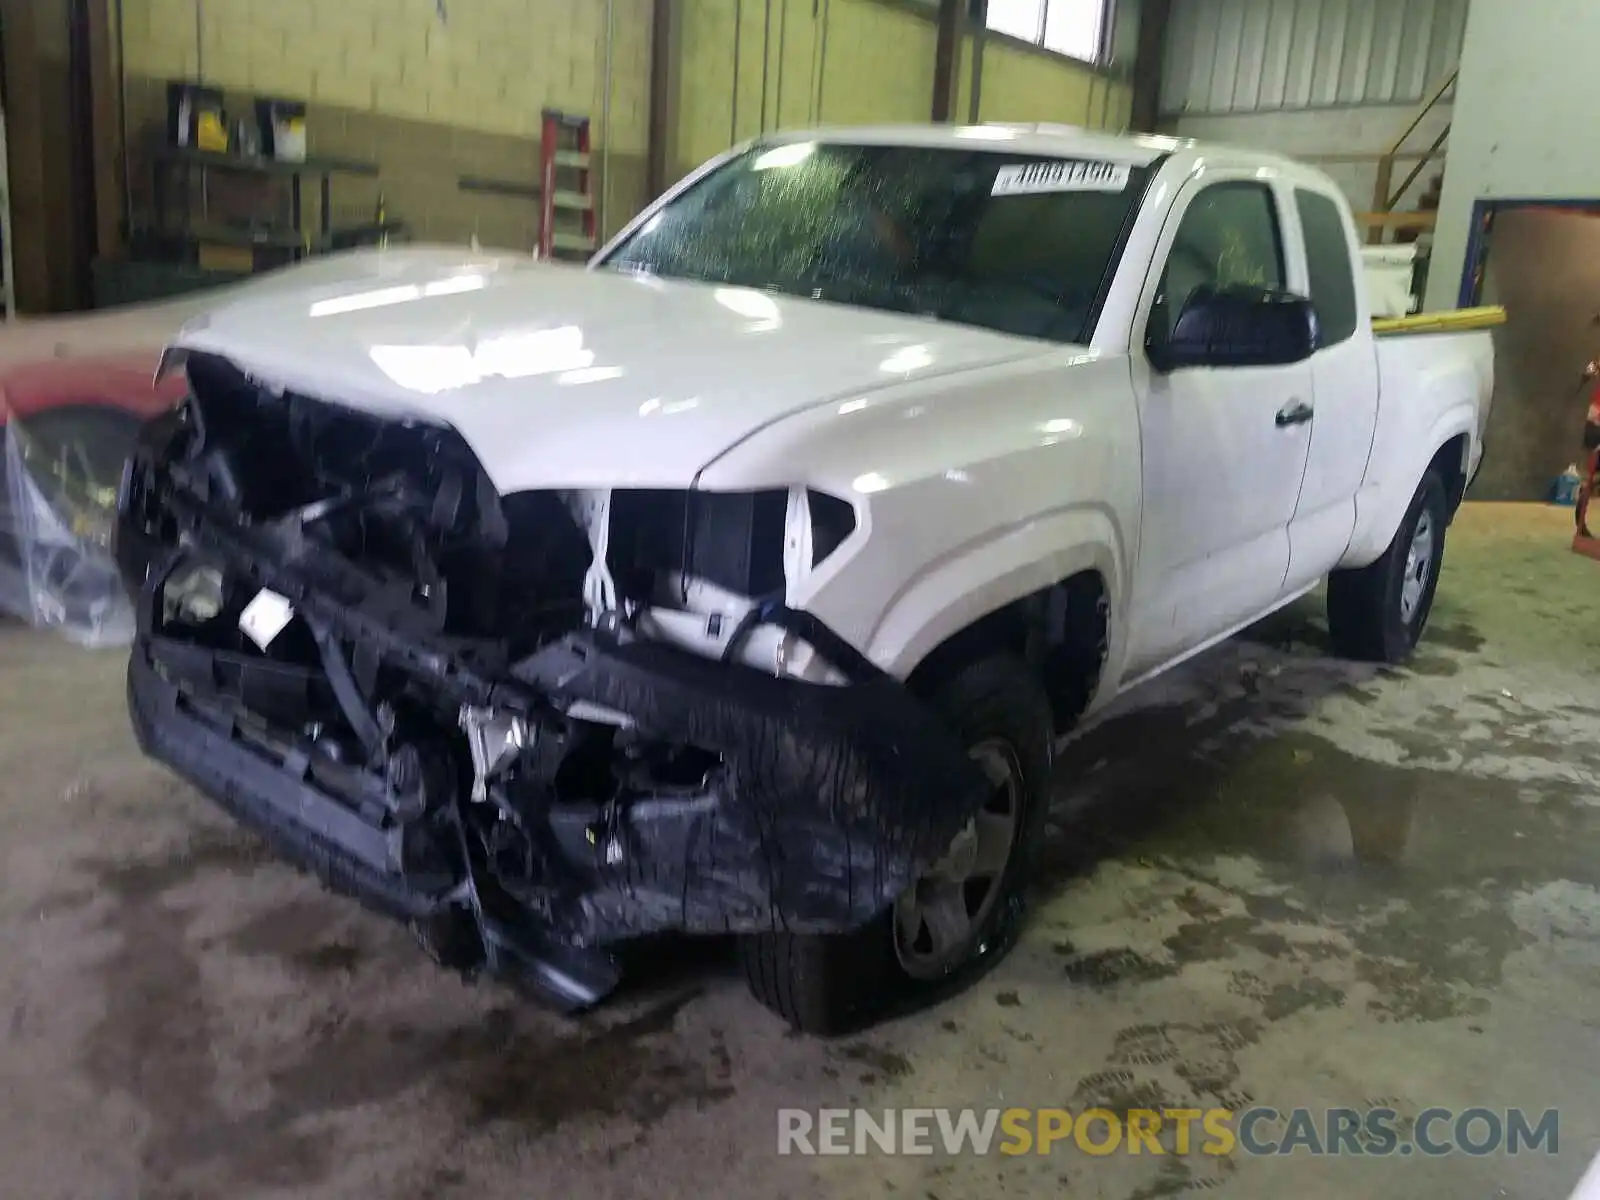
(127, 614), (989, 939)
(119, 483), (989, 1005)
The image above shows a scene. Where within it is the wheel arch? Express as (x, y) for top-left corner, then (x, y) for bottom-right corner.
(904, 567), (1111, 731)
(1432, 431), (1472, 518)
(1341, 411), (1475, 570)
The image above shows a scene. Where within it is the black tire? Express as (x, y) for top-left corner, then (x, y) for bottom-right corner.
(1327, 468), (1448, 663)
(739, 655), (1054, 1035)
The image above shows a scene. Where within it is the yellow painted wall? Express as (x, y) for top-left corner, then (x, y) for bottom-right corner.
(956, 36), (1130, 130)
(815, 1), (937, 126)
(677, 0), (751, 174)
(677, 0), (934, 179)
(678, 1), (1129, 184)
(119, 0), (653, 153)
(124, 0), (1128, 174)
(975, 39), (1093, 124)
(121, 0), (1134, 232)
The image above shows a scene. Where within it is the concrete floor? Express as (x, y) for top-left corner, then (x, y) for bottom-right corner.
(2, 503), (1598, 1200)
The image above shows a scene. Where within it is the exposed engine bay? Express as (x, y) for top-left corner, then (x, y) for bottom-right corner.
(116, 353), (988, 1011)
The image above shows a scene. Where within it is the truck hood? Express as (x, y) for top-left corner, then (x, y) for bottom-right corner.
(172, 247), (1055, 493)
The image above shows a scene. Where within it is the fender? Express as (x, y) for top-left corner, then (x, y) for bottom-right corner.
(863, 505), (1126, 678)
(1341, 403), (1476, 568)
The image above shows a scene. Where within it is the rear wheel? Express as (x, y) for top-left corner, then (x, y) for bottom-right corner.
(739, 655), (1053, 1034)
(1327, 469), (1448, 663)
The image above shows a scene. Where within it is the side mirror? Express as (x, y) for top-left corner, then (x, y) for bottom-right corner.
(1148, 284), (1321, 373)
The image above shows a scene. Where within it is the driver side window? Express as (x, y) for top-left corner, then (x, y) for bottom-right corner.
(1151, 182), (1286, 342)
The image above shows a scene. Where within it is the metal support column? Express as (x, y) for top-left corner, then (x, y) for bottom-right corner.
(966, 0), (987, 124)
(0, 100), (15, 319)
(1128, 0), (1170, 134)
(931, 0), (961, 122)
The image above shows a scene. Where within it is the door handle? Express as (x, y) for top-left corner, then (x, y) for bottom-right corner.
(1275, 400), (1314, 428)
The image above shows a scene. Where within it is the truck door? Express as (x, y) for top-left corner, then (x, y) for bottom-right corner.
(1282, 185), (1380, 595)
(1124, 174), (1314, 676)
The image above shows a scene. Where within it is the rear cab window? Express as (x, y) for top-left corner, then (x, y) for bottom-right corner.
(1294, 188), (1360, 346)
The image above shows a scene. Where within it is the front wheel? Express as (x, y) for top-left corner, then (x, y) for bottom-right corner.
(1327, 469), (1448, 663)
(738, 655), (1053, 1035)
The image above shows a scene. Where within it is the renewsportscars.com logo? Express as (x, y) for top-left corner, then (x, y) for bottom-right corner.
(777, 1106), (1560, 1159)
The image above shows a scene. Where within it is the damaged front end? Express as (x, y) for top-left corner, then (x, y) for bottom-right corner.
(116, 353), (988, 1011)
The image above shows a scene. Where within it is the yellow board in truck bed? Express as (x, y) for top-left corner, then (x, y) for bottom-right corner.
(1372, 305), (1508, 337)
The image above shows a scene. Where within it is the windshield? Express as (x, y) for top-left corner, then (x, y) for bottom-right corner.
(599, 140), (1151, 345)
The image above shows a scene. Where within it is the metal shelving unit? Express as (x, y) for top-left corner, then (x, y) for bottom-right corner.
(139, 143), (399, 271)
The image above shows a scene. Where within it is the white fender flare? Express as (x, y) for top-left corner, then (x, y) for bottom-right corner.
(865, 506), (1126, 679)
(1341, 407), (1476, 570)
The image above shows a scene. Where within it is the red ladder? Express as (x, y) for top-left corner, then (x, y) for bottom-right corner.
(539, 109), (597, 261)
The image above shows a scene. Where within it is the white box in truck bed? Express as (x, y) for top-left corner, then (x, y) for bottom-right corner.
(1363, 243), (1421, 319)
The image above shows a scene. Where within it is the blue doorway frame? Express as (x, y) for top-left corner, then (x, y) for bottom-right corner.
(1458, 197), (1600, 308)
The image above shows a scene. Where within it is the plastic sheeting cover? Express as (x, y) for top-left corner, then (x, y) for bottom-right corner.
(0, 300), (204, 646)
(1, 418), (130, 646)
(0, 249), (542, 647)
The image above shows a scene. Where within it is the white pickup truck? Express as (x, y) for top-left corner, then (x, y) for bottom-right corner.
(114, 124), (1493, 1033)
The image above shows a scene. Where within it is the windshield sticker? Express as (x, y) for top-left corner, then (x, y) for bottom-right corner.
(992, 160), (1131, 196)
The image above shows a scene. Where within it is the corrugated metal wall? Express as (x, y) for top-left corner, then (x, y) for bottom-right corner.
(1160, 0), (1468, 116)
